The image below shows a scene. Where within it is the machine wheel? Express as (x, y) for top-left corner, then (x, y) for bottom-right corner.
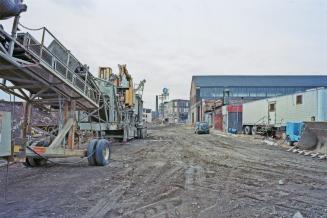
(139, 129), (144, 139)
(143, 128), (147, 138)
(24, 157), (36, 167)
(244, 126), (252, 135)
(140, 129), (146, 139)
(252, 126), (258, 135)
(24, 157), (47, 167)
(137, 128), (142, 139)
(87, 139), (98, 166)
(137, 128), (146, 139)
(95, 139), (111, 166)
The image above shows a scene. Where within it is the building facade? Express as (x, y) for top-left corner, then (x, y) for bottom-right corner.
(159, 99), (189, 123)
(142, 108), (152, 123)
(159, 102), (169, 120)
(189, 75), (327, 124)
(166, 99), (189, 123)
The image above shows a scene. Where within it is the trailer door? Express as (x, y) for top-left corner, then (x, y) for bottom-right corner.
(268, 101), (276, 125)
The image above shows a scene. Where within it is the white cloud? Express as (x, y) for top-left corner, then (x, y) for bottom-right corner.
(1, 0), (326, 109)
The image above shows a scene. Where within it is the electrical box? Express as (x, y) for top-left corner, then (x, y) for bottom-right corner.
(0, 112), (12, 157)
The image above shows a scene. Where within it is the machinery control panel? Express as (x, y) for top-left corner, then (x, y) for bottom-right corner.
(0, 112), (12, 157)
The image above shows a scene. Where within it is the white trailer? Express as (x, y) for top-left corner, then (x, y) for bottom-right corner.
(242, 88), (327, 135)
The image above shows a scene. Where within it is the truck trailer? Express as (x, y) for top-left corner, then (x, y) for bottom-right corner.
(242, 88), (327, 136)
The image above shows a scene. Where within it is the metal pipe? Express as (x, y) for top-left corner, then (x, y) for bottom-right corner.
(8, 15), (20, 56)
(39, 27), (45, 60)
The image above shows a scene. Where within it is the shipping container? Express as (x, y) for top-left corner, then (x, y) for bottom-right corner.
(242, 88), (327, 135)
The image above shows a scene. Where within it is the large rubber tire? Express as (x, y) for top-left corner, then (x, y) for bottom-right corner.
(252, 126), (258, 136)
(87, 139), (98, 166)
(24, 157), (47, 167)
(24, 157), (37, 167)
(140, 129), (145, 139)
(137, 129), (141, 139)
(95, 139), (112, 166)
(143, 128), (147, 138)
(244, 126), (252, 135)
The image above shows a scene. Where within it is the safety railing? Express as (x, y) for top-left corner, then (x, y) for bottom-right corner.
(16, 28), (100, 105)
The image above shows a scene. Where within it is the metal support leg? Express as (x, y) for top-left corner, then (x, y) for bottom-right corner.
(21, 102), (32, 138)
(65, 101), (76, 150)
(9, 15), (20, 56)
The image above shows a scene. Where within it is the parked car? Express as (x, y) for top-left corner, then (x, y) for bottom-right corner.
(195, 122), (210, 134)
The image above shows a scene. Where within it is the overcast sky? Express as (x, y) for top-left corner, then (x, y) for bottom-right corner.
(2, 0), (327, 109)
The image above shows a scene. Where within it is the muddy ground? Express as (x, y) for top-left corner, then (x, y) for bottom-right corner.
(0, 125), (327, 218)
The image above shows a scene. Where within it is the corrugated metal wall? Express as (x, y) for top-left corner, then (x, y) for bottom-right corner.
(228, 112), (243, 133)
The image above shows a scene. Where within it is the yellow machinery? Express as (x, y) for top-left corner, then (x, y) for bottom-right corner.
(99, 65), (135, 107)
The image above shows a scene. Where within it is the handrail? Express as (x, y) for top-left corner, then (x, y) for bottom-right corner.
(23, 33), (100, 104)
(0, 27), (101, 106)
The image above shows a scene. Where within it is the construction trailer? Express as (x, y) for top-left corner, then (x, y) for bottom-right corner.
(242, 88), (327, 154)
(242, 88), (327, 135)
(0, 1), (146, 166)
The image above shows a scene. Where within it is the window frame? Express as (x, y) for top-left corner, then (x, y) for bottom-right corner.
(296, 95), (303, 105)
(269, 103), (276, 112)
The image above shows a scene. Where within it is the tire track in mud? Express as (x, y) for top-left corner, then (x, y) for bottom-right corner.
(170, 126), (327, 217)
(3, 125), (327, 217)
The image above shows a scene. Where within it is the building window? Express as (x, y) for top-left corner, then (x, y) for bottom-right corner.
(296, 95), (303, 105)
(269, 103), (276, 112)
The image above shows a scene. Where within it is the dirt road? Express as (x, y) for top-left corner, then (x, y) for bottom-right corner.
(1, 125), (327, 217)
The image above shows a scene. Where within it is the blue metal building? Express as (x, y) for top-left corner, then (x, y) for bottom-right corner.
(189, 75), (327, 124)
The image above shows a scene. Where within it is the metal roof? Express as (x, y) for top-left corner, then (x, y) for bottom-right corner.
(192, 75), (327, 87)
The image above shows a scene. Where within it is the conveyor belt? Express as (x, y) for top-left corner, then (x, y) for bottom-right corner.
(0, 28), (100, 110)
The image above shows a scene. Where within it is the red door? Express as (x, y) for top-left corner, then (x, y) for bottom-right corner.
(214, 114), (223, 130)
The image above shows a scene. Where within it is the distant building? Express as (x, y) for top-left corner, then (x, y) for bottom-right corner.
(151, 111), (157, 121)
(189, 75), (327, 124)
(142, 108), (152, 123)
(159, 101), (169, 120)
(166, 99), (189, 123)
